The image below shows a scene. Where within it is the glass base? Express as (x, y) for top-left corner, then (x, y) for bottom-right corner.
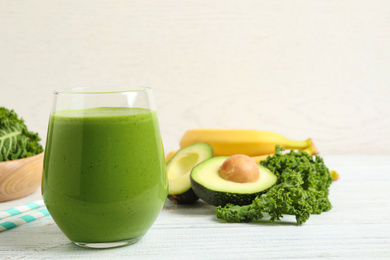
(73, 236), (142, 249)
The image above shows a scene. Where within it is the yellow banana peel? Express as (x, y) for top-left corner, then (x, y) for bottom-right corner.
(179, 129), (318, 156)
(250, 147), (315, 163)
(167, 147), (315, 164)
(165, 150), (177, 162)
(330, 170), (340, 181)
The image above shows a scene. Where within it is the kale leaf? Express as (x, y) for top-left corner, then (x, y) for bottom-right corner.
(216, 146), (333, 225)
(0, 107), (43, 161)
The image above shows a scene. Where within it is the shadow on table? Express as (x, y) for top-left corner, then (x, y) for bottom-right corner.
(163, 199), (216, 216)
(163, 199), (298, 226)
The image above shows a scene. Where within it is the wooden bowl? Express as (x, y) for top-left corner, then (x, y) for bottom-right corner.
(0, 152), (44, 202)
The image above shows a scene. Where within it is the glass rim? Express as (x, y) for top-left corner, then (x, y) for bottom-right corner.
(54, 86), (151, 95)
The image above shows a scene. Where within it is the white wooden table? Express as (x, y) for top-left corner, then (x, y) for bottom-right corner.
(1, 155), (389, 259)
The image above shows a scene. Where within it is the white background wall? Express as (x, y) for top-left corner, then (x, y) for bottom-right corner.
(0, 0), (389, 155)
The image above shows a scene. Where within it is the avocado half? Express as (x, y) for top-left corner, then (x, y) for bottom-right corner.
(190, 156), (277, 206)
(167, 143), (214, 204)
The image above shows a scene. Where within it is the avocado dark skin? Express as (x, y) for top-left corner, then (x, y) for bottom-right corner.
(168, 189), (199, 204)
(191, 177), (262, 206)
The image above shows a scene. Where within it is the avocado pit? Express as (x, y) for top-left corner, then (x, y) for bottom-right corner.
(218, 154), (260, 183)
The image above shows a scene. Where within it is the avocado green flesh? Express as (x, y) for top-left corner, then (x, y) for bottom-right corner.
(167, 143), (214, 204)
(190, 156), (277, 206)
(168, 152), (199, 194)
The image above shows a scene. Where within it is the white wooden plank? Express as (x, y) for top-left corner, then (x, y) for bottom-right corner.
(0, 155), (389, 259)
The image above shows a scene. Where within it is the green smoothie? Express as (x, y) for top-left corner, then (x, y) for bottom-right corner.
(42, 107), (168, 243)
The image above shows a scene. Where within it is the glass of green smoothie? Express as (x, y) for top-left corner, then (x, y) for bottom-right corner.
(42, 87), (168, 249)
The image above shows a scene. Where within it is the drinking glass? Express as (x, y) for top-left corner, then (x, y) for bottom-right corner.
(42, 87), (168, 249)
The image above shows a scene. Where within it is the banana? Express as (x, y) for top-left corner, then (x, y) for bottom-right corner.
(165, 150), (177, 162)
(166, 150), (270, 163)
(250, 154), (271, 164)
(179, 129), (318, 156)
(330, 170), (340, 181)
(251, 147), (316, 163)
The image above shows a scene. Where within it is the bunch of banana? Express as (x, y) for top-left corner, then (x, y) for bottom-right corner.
(180, 128), (317, 154)
(179, 129), (318, 156)
(167, 128), (338, 182)
(167, 128), (318, 161)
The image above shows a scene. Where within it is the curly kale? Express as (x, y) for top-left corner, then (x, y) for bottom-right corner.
(0, 107), (43, 161)
(216, 146), (333, 225)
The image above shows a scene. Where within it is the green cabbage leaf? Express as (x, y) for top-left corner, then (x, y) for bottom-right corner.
(0, 107), (43, 161)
